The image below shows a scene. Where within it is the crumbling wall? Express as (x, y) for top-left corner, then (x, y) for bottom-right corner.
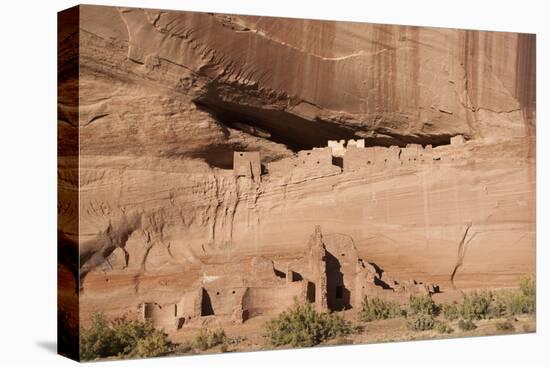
(433, 143), (467, 163)
(242, 282), (305, 317)
(266, 147), (340, 180)
(343, 146), (375, 172)
(176, 288), (202, 318)
(419, 145), (434, 164)
(297, 148), (333, 169)
(343, 145), (400, 173)
(307, 225), (328, 311)
(141, 302), (178, 330)
(233, 151), (261, 182)
(400, 144), (423, 167)
(202, 286), (247, 316)
(347, 139), (365, 148)
(341, 137), (471, 173)
(251, 256), (286, 283)
(328, 140), (346, 157)
(451, 134), (466, 146)
(322, 232), (377, 310)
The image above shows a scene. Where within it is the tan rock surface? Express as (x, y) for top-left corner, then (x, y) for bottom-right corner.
(58, 5), (535, 324)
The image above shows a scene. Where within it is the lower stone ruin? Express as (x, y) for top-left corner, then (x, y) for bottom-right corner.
(139, 226), (439, 330)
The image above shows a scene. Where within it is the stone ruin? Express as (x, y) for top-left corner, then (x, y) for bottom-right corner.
(139, 226), (439, 331)
(233, 151), (261, 182)
(234, 135), (468, 182)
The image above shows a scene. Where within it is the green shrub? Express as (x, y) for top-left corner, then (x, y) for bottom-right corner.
(193, 328), (227, 351)
(519, 275), (536, 299)
(442, 302), (460, 321)
(264, 301), (354, 347)
(487, 294), (507, 319)
(80, 313), (173, 361)
(435, 321), (454, 334)
(507, 276), (536, 315)
(445, 277), (535, 322)
(135, 329), (173, 357)
(80, 313), (118, 361)
(111, 317), (156, 355)
(408, 294), (439, 316)
(457, 319), (477, 331)
(460, 291), (492, 320)
(358, 297), (404, 322)
(407, 314), (435, 331)
(495, 321), (515, 332)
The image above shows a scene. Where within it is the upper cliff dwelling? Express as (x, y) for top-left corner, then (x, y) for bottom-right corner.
(230, 135), (467, 182)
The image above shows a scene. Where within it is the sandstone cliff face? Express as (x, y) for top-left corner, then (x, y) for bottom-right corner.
(57, 5), (535, 320)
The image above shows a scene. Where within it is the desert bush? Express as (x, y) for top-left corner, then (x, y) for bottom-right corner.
(80, 313), (118, 360)
(519, 275), (536, 299)
(487, 294), (507, 319)
(495, 321), (515, 332)
(193, 328), (227, 351)
(407, 314), (435, 331)
(442, 302), (460, 321)
(506, 275), (536, 315)
(358, 297), (404, 322)
(457, 319), (477, 331)
(264, 301), (354, 347)
(80, 313), (173, 361)
(459, 291), (493, 320)
(408, 294), (439, 316)
(135, 329), (173, 357)
(110, 317), (156, 355)
(435, 321), (454, 334)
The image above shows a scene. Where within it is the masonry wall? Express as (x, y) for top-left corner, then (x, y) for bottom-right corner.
(266, 147), (340, 180)
(343, 145), (401, 173)
(342, 136), (466, 173)
(142, 302), (177, 330)
(243, 135), (467, 178)
(176, 288), (202, 318)
(234, 151), (261, 181)
(203, 286), (247, 316)
(242, 282), (305, 317)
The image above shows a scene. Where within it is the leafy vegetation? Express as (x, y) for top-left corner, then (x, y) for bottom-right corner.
(487, 295), (508, 319)
(407, 314), (435, 331)
(435, 321), (454, 334)
(408, 294), (440, 317)
(459, 291), (493, 320)
(80, 313), (173, 361)
(442, 302), (461, 321)
(358, 297), (404, 322)
(193, 328), (227, 351)
(506, 276), (536, 315)
(457, 319), (477, 331)
(440, 275), (535, 323)
(265, 301), (355, 347)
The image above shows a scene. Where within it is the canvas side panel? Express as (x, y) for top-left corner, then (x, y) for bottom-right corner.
(57, 5), (80, 362)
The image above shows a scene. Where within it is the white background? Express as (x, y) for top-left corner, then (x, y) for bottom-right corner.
(0, 0), (548, 365)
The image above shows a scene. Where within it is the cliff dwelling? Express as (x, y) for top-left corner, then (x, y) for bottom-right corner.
(235, 136), (467, 182)
(138, 226), (439, 330)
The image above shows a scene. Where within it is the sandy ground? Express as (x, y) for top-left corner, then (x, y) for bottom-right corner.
(166, 308), (536, 357)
